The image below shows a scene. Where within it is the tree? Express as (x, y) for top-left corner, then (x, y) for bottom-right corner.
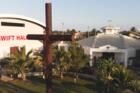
(32, 49), (43, 72)
(130, 27), (137, 32)
(90, 28), (97, 36)
(53, 47), (70, 79)
(66, 29), (77, 35)
(68, 42), (89, 83)
(7, 46), (34, 80)
(95, 59), (133, 93)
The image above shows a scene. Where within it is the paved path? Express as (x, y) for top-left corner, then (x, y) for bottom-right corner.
(0, 75), (13, 82)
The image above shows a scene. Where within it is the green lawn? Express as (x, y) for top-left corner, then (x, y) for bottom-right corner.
(1, 68), (140, 93)
(0, 76), (96, 93)
(0, 83), (17, 93)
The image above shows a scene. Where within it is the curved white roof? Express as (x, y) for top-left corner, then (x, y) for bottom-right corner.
(0, 14), (45, 28)
(94, 34), (125, 48)
(102, 25), (120, 30)
(78, 33), (140, 49)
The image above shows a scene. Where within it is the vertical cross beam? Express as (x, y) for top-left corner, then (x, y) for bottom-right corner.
(45, 3), (53, 93)
(27, 3), (74, 93)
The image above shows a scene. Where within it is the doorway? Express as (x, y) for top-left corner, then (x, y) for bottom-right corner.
(102, 52), (115, 60)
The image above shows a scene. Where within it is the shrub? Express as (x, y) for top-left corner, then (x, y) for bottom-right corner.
(95, 59), (133, 93)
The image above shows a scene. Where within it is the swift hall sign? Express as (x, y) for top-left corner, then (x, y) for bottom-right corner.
(0, 35), (26, 41)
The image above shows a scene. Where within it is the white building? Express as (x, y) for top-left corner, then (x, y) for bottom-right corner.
(0, 14), (45, 58)
(57, 41), (69, 51)
(78, 25), (140, 67)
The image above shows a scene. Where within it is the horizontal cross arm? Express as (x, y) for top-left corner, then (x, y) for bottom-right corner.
(27, 34), (44, 40)
(49, 35), (74, 41)
(27, 34), (74, 41)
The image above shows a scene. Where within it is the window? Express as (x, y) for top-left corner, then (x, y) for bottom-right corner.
(1, 22), (25, 27)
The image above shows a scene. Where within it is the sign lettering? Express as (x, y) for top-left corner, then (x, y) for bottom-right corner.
(0, 35), (27, 41)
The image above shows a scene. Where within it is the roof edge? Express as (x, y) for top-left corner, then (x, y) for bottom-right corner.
(0, 14), (45, 29)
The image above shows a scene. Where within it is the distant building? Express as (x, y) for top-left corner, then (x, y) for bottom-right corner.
(74, 31), (83, 40)
(57, 41), (69, 51)
(0, 14), (44, 58)
(78, 25), (140, 67)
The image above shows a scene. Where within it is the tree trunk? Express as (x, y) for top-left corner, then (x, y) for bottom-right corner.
(73, 72), (79, 83)
(21, 72), (26, 81)
(60, 70), (64, 79)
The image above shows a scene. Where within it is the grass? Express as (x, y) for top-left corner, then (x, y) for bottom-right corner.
(0, 76), (97, 93)
(53, 77), (96, 93)
(0, 67), (140, 93)
(0, 83), (17, 93)
(1, 67), (139, 93)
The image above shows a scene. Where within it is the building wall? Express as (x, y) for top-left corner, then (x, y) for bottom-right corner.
(127, 48), (136, 58)
(83, 46), (91, 55)
(115, 53), (125, 64)
(0, 16), (44, 58)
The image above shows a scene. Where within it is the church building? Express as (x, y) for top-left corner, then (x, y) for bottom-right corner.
(78, 25), (140, 67)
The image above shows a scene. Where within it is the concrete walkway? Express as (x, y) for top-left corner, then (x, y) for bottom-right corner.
(0, 75), (13, 82)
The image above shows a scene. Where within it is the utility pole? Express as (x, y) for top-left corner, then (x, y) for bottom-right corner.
(87, 26), (90, 37)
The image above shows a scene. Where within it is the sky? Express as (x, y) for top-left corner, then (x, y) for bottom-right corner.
(0, 0), (140, 31)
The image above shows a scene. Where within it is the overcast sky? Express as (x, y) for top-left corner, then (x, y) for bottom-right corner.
(0, 0), (140, 31)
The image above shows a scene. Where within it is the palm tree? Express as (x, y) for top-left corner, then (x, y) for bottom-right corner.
(130, 27), (137, 32)
(8, 46), (34, 80)
(68, 42), (89, 83)
(54, 47), (70, 79)
(95, 59), (133, 93)
(32, 49), (43, 71)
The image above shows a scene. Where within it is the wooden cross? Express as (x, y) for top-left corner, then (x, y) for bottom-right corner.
(27, 3), (74, 93)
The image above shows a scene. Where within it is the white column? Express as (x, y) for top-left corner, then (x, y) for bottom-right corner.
(89, 50), (93, 67)
(65, 45), (68, 51)
(124, 51), (128, 67)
